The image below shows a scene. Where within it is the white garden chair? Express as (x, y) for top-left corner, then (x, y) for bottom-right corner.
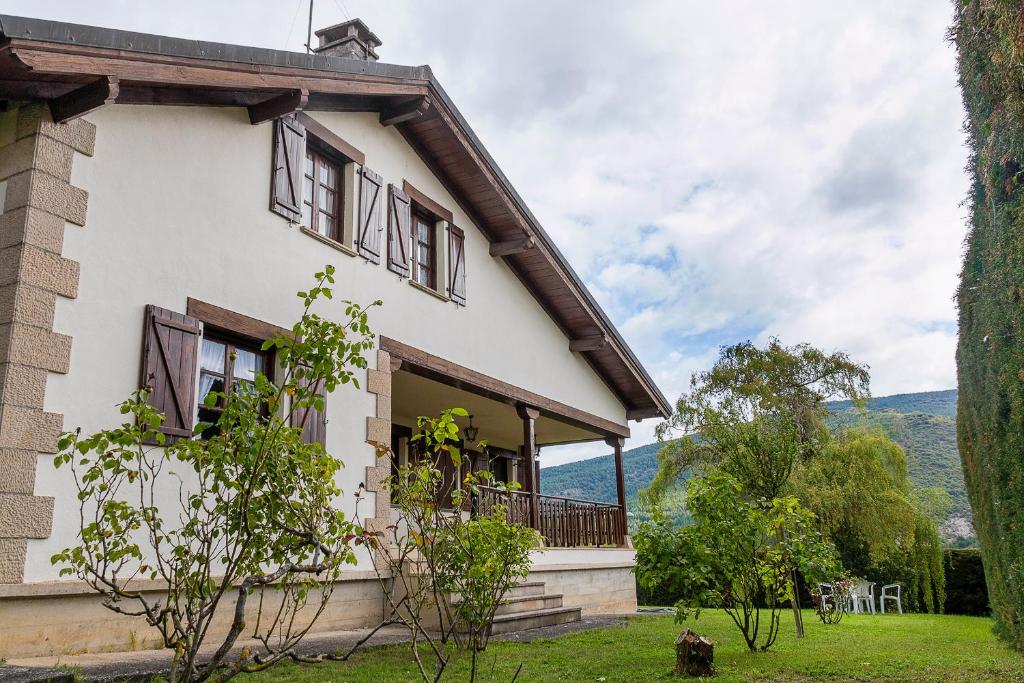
(880, 583), (903, 614)
(849, 580), (876, 614)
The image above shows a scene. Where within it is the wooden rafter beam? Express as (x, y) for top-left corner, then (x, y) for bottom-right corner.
(489, 236), (535, 257)
(248, 89), (308, 125)
(379, 96), (430, 126)
(626, 407), (663, 421)
(569, 334), (609, 353)
(48, 75), (119, 123)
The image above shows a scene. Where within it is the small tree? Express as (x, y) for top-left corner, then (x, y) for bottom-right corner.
(357, 408), (540, 682)
(636, 472), (838, 652)
(51, 266), (377, 682)
(649, 339), (867, 636)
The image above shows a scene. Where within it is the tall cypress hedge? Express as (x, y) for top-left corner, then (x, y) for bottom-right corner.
(953, 0), (1024, 649)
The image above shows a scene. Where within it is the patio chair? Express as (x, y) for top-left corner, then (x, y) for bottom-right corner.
(851, 580), (876, 614)
(880, 583), (903, 614)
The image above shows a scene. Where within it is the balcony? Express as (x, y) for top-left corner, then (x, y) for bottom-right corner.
(384, 337), (633, 550)
(476, 486), (627, 548)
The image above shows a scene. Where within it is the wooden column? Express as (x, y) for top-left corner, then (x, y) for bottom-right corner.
(517, 404), (541, 532)
(606, 436), (627, 543)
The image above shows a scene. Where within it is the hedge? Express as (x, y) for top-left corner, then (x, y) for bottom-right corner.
(953, 0), (1024, 648)
(944, 549), (990, 616)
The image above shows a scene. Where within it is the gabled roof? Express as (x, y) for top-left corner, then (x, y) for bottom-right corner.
(0, 14), (672, 420)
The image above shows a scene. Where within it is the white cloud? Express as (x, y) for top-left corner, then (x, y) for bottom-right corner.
(9, 0), (969, 465)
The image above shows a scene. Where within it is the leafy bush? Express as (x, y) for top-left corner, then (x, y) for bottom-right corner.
(944, 549), (990, 616)
(635, 473), (838, 652)
(359, 408), (541, 682)
(51, 267), (377, 681)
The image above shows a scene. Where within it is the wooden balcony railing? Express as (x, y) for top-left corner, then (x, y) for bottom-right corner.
(475, 485), (626, 548)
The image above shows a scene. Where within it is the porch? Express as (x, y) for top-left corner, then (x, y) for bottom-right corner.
(383, 336), (633, 549)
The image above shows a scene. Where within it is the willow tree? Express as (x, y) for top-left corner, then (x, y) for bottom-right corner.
(952, 0), (1024, 647)
(651, 339), (870, 500)
(793, 427), (945, 612)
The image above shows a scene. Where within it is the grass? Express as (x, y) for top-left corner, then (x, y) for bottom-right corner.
(248, 610), (1024, 682)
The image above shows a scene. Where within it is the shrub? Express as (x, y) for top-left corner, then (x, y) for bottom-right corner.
(51, 267), (377, 681)
(944, 549), (990, 616)
(952, 0), (1024, 647)
(635, 472), (838, 652)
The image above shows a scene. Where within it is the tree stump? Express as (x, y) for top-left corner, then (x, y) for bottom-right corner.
(676, 628), (715, 677)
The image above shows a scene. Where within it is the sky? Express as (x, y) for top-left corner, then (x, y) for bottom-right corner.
(8, 1), (970, 466)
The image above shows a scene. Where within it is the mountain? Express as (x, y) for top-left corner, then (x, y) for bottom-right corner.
(541, 389), (970, 540)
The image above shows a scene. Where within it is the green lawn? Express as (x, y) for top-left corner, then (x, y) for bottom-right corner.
(252, 611), (1024, 682)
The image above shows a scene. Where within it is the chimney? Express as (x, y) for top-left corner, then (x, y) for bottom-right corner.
(313, 19), (381, 61)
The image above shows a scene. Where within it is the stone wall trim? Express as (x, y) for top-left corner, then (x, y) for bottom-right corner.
(0, 104), (94, 584)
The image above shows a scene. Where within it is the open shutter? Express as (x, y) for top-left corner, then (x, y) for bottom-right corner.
(387, 184), (412, 276)
(270, 115), (306, 221)
(140, 305), (201, 440)
(448, 225), (467, 305)
(357, 166), (384, 263)
(291, 374), (326, 446)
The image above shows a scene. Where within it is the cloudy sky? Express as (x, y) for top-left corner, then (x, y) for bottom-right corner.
(10, 1), (969, 465)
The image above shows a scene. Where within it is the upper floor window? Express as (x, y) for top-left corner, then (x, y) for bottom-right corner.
(412, 209), (437, 289)
(301, 147), (343, 242)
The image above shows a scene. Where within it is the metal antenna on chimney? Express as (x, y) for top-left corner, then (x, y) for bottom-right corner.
(305, 0), (314, 53)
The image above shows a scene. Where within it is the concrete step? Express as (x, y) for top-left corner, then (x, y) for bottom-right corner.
(488, 606), (582, 635)
(504, 581), (546, 599)
(495, 593), (564, 616)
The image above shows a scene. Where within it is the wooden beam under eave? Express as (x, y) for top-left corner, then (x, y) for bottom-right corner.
(48, 76), (119, 123)
(626, 407), (663, 421)
(489, 236), (535, 257)
(569, 334), (609, 353)
(248, 89), (308, 125)
(380, 96), (430, 126)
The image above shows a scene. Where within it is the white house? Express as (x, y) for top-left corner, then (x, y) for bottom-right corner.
(0, 15), (670, 657)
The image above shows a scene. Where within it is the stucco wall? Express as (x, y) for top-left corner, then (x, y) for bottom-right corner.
(24, 104), (627, 582)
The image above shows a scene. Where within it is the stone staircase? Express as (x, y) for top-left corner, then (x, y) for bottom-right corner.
(487, 581), (581, 635)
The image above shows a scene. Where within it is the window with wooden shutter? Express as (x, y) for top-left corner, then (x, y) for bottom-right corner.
(270, 115), (306, 221)
(140, 305), (202, 439)
(291, 373), (326, 446)
(357, 166), (384, 263)
(387, 184), (412, 276)
(449, 225), (467, 305)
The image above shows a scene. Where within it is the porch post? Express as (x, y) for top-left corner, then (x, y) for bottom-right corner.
(517, 404), (541, 532)
(605, 436), (627, 542)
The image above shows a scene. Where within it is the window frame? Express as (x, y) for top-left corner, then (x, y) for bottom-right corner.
(196, 331), (274, 438)
(301, 143), (345, 243)
(411, 207), (438, 290)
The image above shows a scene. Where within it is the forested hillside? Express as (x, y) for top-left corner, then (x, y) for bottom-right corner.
(541, 389), (969, 537)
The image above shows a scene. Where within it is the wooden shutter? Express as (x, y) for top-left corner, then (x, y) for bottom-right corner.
(387, 184), (412, 276)
(448, 225), (467, 305)
(270, 115), (306, 221)
(140, 305), (201, 439)
(357, 166), (384, 262)
(291, 374), (326, 446)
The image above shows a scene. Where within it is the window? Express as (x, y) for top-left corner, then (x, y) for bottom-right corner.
(196, 334), (270, 437)
(412, 210), (436, 288)
(301, 147), (343, 241)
